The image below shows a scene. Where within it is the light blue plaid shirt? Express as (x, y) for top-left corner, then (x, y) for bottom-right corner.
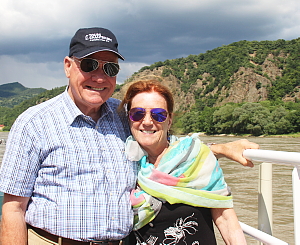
(0, 89), (137, 241)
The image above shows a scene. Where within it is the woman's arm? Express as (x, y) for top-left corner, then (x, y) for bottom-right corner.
(1, 194), (30, 245)
(211, 208), (247, 245)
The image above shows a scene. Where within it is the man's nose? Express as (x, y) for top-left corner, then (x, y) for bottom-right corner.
(91, 66), (106, 81)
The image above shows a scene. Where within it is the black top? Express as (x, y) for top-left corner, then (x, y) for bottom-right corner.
(129, 203), (217, 245)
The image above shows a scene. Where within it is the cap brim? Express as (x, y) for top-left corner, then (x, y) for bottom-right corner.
(74, 47), (125, 60)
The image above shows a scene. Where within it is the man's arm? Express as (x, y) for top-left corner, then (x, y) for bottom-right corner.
(211, 208), (247, 245)
(1, 194), (30, 245)
(210, 139), (259, 167)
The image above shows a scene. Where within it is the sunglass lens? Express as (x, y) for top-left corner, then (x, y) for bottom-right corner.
(151, 108), (168, 122)
(104, 63), (120, 77)
(129, 108), (146, 122)
(81, 59), (99, 72)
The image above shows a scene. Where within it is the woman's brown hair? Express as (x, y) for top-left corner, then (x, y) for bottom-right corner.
(119, 80), (174, 115)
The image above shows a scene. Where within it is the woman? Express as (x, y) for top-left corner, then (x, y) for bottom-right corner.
(120, 80), (247, 245)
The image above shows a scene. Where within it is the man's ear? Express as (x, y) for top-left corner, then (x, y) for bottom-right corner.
(64, 56), (72, 78)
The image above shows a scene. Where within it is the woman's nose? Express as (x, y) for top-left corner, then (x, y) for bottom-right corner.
(142, 112), (153, 125)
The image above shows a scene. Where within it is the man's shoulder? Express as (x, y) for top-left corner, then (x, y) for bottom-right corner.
(106, 97), (121, 106)
(105, 97), (122, 112)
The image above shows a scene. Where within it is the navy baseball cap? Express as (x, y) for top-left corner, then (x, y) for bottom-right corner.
(69, 27), (125, 60)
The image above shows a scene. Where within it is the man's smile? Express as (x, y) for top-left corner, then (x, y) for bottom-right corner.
(86, 86), (105, 91)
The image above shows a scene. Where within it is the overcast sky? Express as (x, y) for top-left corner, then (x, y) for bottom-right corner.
(0, 0), (299, 89)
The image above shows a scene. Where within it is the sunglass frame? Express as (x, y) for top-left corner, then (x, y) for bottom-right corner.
(72, 57), (120, 77)
(129, 107), (168, 123)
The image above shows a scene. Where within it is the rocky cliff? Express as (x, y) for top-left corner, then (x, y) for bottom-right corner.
(113, 49), (300, 112)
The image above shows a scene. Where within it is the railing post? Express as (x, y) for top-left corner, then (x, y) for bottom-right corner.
(293, 166), (300, 245)
(258, 162), (273, 245)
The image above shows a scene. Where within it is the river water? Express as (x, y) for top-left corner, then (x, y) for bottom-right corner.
(0, 132), (299, 244)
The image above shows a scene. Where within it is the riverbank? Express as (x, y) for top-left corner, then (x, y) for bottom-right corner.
(2, 130), (300, 138)
(196, 132), (300, 138)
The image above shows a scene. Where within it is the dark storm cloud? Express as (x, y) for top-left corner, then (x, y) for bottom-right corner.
(0, 0), (299, 89)
(117, 5), (294, 63)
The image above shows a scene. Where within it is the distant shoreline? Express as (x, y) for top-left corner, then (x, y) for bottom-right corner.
(1, 131), (300, 138)
(195, 132), (300, 138)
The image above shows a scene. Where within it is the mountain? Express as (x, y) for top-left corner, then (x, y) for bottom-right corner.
(113, 38), (300, 112)
(0, 85), (66, 130)
(0, 82), (27, 97)
(1, 38), (300, 135)
(0, 82), (47, 108)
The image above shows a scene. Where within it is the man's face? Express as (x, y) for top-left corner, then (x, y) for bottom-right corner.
(64, 51), (118, 116)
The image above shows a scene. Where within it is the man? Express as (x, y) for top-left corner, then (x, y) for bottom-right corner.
(0, 27), (258, 245)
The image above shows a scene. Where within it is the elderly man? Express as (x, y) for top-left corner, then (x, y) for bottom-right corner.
(0, 27), (258, 245)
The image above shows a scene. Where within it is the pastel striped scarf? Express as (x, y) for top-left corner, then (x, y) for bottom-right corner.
(126, 133), (233, 230)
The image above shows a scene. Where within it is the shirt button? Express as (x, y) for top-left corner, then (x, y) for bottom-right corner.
(95, 126), (99, 130)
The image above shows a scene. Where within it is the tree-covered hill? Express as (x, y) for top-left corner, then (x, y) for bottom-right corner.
(0, 82), (47, 108)
(114, 38), (300, 112)
(0, 86), (66, 130)
(1, 37), (300, 135)
(112, 37), (300, 135)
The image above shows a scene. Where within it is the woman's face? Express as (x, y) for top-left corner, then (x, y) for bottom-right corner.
(129, 91), (172, 154)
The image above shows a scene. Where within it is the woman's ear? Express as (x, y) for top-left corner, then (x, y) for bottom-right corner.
(64, 56), (72, 78)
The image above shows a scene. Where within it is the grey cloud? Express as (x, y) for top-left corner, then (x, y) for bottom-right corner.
(0, 0), (300, 88)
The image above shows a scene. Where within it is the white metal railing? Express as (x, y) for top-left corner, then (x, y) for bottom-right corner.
(239, 222), (289, 245)
(242, 149), (300, 245)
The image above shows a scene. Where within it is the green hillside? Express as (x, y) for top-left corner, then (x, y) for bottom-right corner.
(0, 86), (66, 130)
(0, 82), (47, 108)
(126, 38), (300, 106)
(1, 37), (300, 135)
(115, 37), (300, 135)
